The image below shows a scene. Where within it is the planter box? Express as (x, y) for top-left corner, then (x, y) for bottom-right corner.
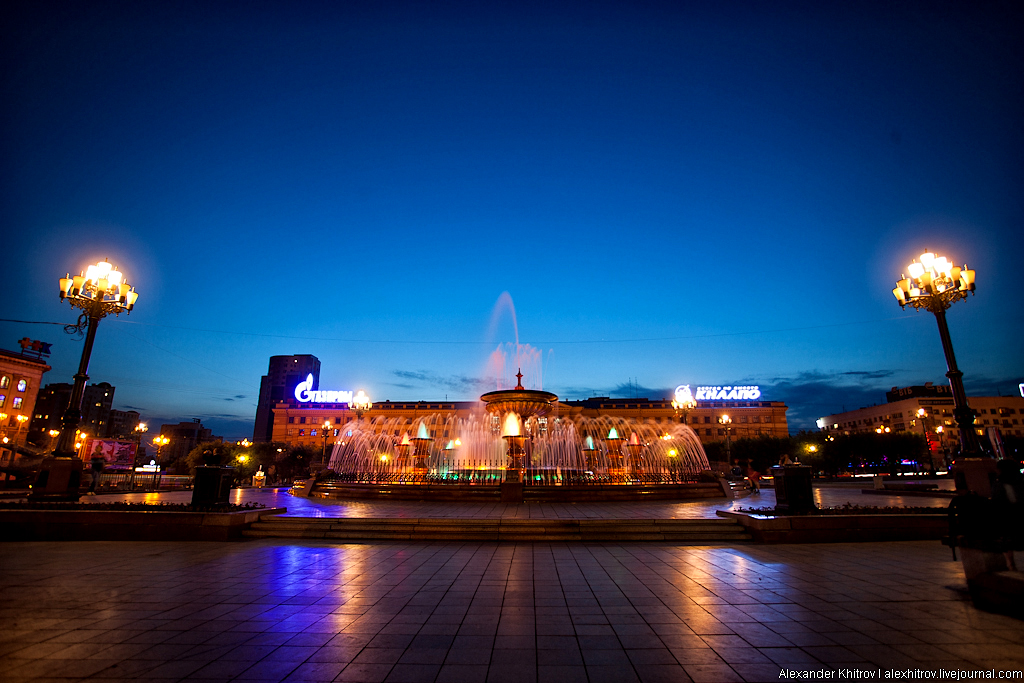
(0, 507), (286, 542)
(717, 510), (947, 543)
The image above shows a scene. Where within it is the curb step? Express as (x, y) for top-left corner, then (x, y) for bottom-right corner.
(243, 516), (752, 542)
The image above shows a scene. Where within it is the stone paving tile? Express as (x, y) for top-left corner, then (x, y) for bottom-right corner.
(1, 540), (1022, 683)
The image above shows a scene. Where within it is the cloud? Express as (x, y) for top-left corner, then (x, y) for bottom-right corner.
(838, 370), (895, 379)
(609, 382), (672, 399)
(390, 369), (490, 393)
(393, 370), (431, 382)
(762, 376), (886, 431)
(758, 370), (1024, 431)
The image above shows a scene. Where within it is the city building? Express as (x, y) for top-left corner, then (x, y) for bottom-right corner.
(106, 409), (142, 439)
(158, 419), (222, 464)
(253, 354), (320, 443)
(0, 343), (52, 457)
(817, 383), (1024, 466)
(29, 382), (116, 445)
(268, 379), (788, 450)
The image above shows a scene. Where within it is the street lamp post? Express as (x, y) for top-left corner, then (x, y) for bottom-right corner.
(14, 415), (28, 446)
(152, 435), (169, 462)
(321, 420), (332, 468)
(129, 423), (148, 488)
(893, 250), (982, 457)
(672, 385), (697, 426)
(31, 261), (137, 500)
(718, 414), (733, 468)
(53, 260), (139, 457)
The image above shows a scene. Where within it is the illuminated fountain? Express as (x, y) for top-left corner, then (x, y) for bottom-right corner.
(320, 375), (711, 501)
(310, 293), (716, 500)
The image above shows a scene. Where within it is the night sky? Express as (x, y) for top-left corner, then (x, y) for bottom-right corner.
(3, 1), (1022, 439)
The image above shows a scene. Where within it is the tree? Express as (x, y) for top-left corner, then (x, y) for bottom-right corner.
(730, 435), (795, 473)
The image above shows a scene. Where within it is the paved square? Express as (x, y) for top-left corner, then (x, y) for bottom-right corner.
(1, 540), (1021, 682)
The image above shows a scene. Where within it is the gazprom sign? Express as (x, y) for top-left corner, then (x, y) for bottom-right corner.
(294, 374), (353, 404)
(695, 385), (761, 401)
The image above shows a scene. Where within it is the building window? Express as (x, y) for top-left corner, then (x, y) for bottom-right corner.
(299, 417), (306, 424)
(298, 429), (305, 436)
(16, 379), (27, 392)
(311, 429), (317, 437)
(0, 376), (7, 389)
(335, 417), (341, 424)
(705, 428), (712, 436)
(288, 417), (295, 424)
(13, 397), (23, 409)
(0, 395), (5, 408)
(703, 416), (711, 424)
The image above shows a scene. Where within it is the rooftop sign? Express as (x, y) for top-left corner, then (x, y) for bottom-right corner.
(294, 374), (353, 404)
(695, 385), (761, 401)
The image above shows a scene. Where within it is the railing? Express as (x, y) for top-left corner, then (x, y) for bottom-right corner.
(89, 471), (194, 493)
(317, 470), (703, 486)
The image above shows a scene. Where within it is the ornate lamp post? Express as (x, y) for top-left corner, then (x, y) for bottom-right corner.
(134, 422), (148, 456)
(320, 420), (332, 468)
(672, 385), (697, 426)
(14, 414), (29, 446)
(892, 250), (982, 457)
(153, 435), (169, 461)
(718, 414), (733, 468)
(350, 390), (372, 419)
(54, 259), (138, 457)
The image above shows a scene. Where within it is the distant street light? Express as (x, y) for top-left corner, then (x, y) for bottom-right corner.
(350, 390), (372, 418)
(14, 415), (28, 445)
(892, 249), (982, 456)
(321, 420), (332, 468)
(153, 435), (170, 461)
(671, 385), (697, 425)
(718, 414), (733, 467)
(53, 259), (139, 457)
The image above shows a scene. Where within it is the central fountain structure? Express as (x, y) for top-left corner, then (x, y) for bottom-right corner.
(311, 368), (719, 502)
(480, 369), (558, 502)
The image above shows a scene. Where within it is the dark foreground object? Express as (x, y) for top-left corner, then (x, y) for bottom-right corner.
(0, 506), (285, 541)
(26, 457), (83, 501)
(192, 465), (234, 506)
(718, 510), (948, 543)
(770, 465), (815, 513)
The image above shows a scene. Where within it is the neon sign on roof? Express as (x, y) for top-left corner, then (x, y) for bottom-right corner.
(294, 374), (354, 404)
(695, 385), (761, 401)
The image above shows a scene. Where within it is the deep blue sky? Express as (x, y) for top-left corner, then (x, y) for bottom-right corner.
(3, 1), (1022, 438)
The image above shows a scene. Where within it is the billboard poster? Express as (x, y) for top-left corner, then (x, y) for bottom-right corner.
(81, 439), (137, 469)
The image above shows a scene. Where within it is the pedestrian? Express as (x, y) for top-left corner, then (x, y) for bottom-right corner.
(779, 453), (793, 466)
(88, 448), (105, 495)
(747, 466), (761, 494)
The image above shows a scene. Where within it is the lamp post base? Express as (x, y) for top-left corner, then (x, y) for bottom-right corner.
(500, 480), (524, 503)
(952, 458), (998, 497)
(28, 457), (84, 501)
